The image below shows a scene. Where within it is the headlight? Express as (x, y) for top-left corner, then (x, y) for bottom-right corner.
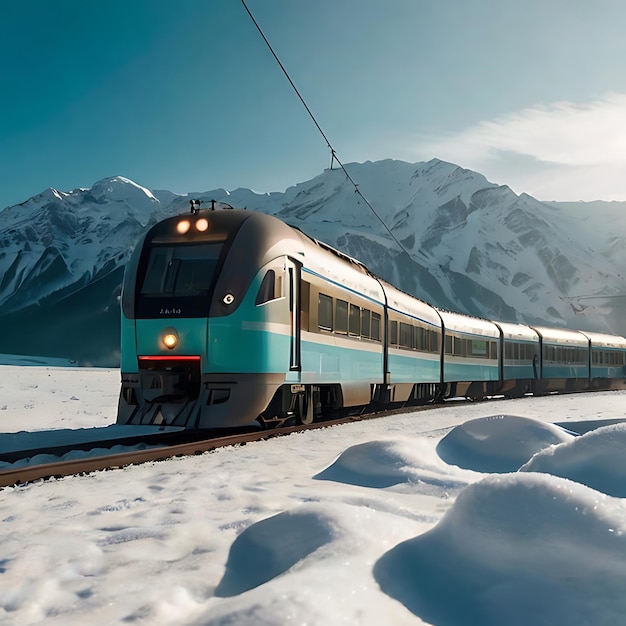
(195, 218), (209, 232)
(162, 331), (179, 349)
(176, 220), (191, 234)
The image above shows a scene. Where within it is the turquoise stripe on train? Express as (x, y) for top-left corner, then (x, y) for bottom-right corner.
(388, 352), (440, 383)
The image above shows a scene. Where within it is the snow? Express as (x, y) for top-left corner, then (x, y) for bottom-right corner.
(1, 365), (626, 625)
(89, 176), (160, 205)
(436, 414), (576, 473)
(521, 423), (626, 497)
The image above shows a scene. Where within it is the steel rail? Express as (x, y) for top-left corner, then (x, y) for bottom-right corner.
(0, 408), (407, 489)
(4, 390), (616, 490)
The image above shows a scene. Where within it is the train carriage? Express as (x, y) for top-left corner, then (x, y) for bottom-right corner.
(439, 310), (500, 399)
(296, 237), (386, 421)
(531, 326), (590, 393)
(494, 322), (541, 397)
(580, 331), (626, 390)
(118, 210), (304, 428)
(385, 285), (442, 404)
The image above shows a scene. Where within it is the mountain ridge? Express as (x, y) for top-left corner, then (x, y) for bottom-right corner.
(1, 158), (625, 365)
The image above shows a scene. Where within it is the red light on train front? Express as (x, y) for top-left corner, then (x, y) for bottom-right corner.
(176, 220), (191, 234)
(195, 218), (209, 232)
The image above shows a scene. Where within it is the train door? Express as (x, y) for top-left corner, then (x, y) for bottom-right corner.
(286, 257), (302, 372)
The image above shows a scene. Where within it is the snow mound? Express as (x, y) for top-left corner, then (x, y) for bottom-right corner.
(314, 438), (476, 490)
(436, 414), (576, 473)
(314, 440), (417, 488)
(521, 423), (626, 497)
(214, 507), (337, 597)
(375, 472), (626, 626)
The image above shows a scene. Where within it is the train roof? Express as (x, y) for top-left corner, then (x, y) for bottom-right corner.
(154, 209), (626, 351)
(288, 228), (386, 304)
(531, 325), (589, 346)
(494, 322), (540, 342)
(438, 309), (500, 338)
(579, 330), (626, 349)
(383, 283), (441, 326)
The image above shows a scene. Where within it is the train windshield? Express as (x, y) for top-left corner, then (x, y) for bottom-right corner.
(140, 243), (222, 296)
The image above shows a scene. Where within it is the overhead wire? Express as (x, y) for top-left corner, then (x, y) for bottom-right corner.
(240, 0), (412, 257)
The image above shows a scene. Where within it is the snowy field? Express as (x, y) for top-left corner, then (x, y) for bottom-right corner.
(1, 364), (626, 625)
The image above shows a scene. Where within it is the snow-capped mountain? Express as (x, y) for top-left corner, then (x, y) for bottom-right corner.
(0, 177), (166, 313)
(1, 160), (625, 365)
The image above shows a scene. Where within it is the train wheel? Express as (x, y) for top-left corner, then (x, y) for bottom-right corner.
(296, 387), (314, 425)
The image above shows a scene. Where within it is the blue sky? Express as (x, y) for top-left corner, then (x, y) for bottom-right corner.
(3, 0), (626, 208)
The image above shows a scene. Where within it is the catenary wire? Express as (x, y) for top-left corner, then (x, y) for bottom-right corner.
(240, 0), (412, 257)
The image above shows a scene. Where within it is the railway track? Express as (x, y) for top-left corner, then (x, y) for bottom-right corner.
(0, 407), (414, 489)
(3, 393), (618, 489)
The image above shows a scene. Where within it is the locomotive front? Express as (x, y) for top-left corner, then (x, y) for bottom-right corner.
(117, 207), (302, 429)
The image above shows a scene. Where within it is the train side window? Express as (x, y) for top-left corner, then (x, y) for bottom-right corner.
(453, 336), (464, 357)
(414, 326), (424, 351)
(349, 304), (361, 336)
(390, 320), (398, 345)
(300, 280), (310, 332)
(361, 309), (371, 339)
(469, 339), (487, 358)
(318, 293), (333, 331)
(400, 322), (413, 349)
(256, 270), (276, 305)
(490, 341), (498, 360)
(335, 299), (348, 334)
(428, 330), (441, 352)
(445, 335), (453, 355)
(371, 312), (381, 341)
(421, 328), (428, 351)
(425, 328), (432, 351)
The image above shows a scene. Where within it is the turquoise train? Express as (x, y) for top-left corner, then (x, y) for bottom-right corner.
(116, 206), (626, 429)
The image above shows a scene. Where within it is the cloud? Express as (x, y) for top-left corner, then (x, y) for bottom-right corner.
(420, 94), (626, 166)
(411, 94), (626, 201)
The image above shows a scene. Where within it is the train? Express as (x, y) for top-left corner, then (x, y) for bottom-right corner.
(116, 205), (626, 429)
